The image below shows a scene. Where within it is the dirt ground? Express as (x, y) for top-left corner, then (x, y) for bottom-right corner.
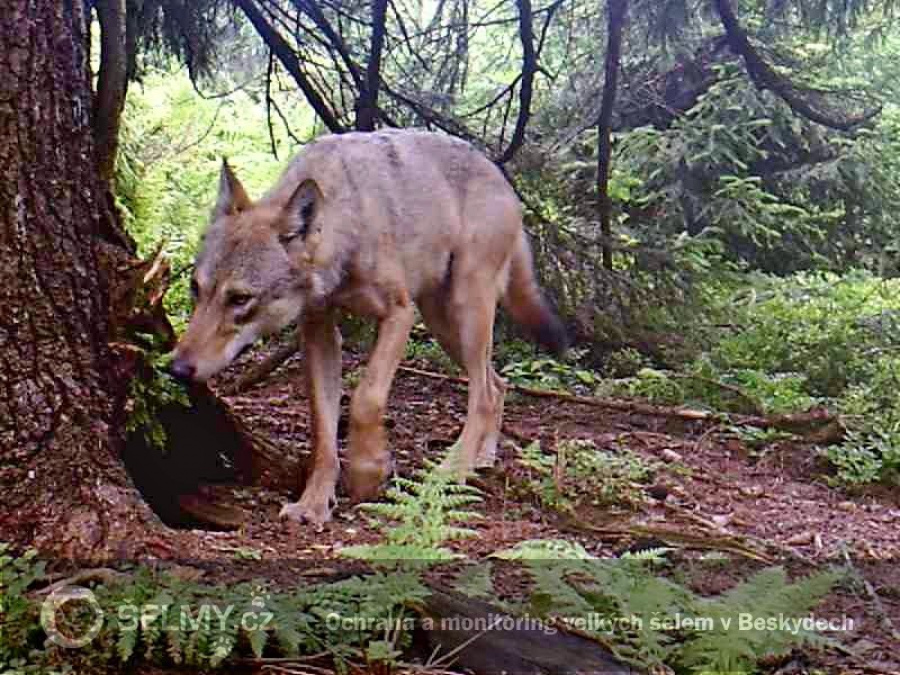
(131, 342), (900, 674)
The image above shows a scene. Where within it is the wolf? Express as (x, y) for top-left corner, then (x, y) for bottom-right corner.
(171, 129), (566, 525)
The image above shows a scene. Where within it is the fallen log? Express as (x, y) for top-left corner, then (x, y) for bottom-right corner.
(222, 339), (843, 443)
(397, 366), (844, 443)
(411, 588), (633, 675)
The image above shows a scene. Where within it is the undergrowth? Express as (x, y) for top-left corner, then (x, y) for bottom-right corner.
(0, 452), (845, 674)
(516, 439), (656, 512)
(596, 271), (900, 486)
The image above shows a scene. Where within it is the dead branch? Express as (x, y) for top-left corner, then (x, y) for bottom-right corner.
(220, 332), (302, 396)
(565, 517), (774, 563)
(234, 0), (347, 133)
(396, 365), (842, 441)
(714, 0), (881, 131)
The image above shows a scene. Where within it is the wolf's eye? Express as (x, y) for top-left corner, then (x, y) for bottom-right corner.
(227, 292), (253, 308)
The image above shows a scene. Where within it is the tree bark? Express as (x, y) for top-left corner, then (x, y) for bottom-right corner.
(0, 0), (159, 558)
(597, 0), (628, 270)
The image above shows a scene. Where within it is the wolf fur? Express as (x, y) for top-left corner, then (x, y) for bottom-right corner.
(172, 129), (566, 525)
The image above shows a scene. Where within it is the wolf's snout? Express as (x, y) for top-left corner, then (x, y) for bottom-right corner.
(170, 357), (197, 382)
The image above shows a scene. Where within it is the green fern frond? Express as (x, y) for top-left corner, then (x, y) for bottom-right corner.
(493, 539), (596, 560)
(452, 563), (496, 599)
(620, 547), (674, 562)
(343, 448), (484, 569)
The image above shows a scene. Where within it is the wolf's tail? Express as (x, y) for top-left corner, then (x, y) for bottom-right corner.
(501, 232), (568, 356)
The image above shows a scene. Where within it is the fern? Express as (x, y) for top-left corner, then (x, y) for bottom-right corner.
(451, 562), (495, 600)
(677, 567), (842, 674)
(342, 452), (483, 568)
(494, 540), (843, 673)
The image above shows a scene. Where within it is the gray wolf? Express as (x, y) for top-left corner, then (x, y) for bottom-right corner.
(171, 129), (566, 525)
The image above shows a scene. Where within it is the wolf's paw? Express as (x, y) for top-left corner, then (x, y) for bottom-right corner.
(346, 455), (393, 504)
(474, 432), (499, 469)
(279, 495), (333, 528)
(437, 439), (477, 480)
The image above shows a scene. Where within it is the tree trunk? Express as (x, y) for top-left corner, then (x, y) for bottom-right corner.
(497, 0), (537, 164)
(596, 0), (628, 271)
(93, 0), (129, 184)
(356, 0), (389, 131)
(0, 0), (158, 558)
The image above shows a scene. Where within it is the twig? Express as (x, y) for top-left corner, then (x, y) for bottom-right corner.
(35, 568), (127, 596)
(693, 424), (723, 454)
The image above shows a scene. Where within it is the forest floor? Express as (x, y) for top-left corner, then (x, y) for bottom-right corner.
(136, 342), (900, 675)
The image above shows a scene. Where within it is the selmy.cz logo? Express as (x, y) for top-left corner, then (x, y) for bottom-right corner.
(40, 585), (105, 649)
(38, 583), (276, 649)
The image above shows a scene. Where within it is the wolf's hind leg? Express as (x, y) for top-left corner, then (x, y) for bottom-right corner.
(346, 300), (416, 503)
(476, 368), (506, 469)
(440, 281), (502, 477)
(280, 311), (341, 526)
(420, 290), (505, 471)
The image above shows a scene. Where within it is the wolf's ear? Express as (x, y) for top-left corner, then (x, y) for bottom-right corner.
(213, 158), (252, 218)
(280, 179), (322, 244)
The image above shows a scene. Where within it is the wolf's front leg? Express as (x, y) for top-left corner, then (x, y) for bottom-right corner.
(280, 312), (342, 526)
(346, 301), (416, 502)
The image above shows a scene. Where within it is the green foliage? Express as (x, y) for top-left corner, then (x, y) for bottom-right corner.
(676, 567), (841, 674)
(701, 273), (900, 398)
(696, 273), (900, 484)
(500, 351), (599, 392)
(604, 347), (652, 378)
(611, 55), (900, 275)
(730, 426), (800, 452)
(825, 426), (900, 485)
(517, 439), (655, 513)
(23, 565), (426, 671)
(125, 350), (191, 451)
(593, 271), (900, 484)
(0, 546), (45, 670)
(494, 541), (843, 673)
(118, 65), (312, 327)
(598, 368), (688, 407)
(404, 335), (457, 374)
(341, 451), (483, 568)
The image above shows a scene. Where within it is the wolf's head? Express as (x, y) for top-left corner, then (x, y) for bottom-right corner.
(171, 160), (323, 382)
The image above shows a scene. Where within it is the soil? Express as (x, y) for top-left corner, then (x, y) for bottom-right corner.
(71, 342), (900, 673)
